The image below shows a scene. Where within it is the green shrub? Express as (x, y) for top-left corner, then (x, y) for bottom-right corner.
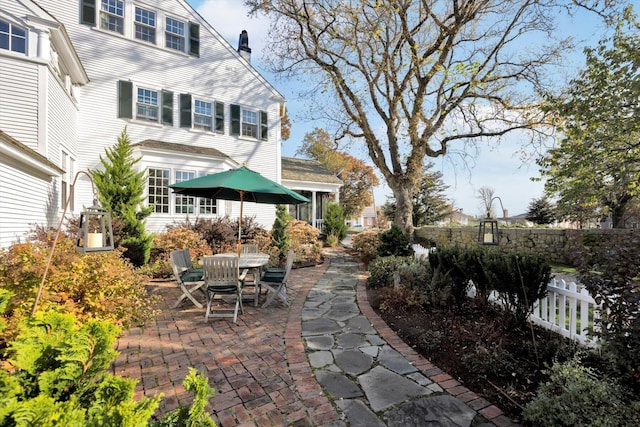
(322, 203), (348, 242)
(576, 231), (640, 392)
(427, 245), (470, 303)
(352, 230), (380, 262)
(523, 356), (640, 426)
(484, 251), (550, 326)
(271, 205), (292, 261)
(0, 307), (217, 427)
(377, 224), (413, 257)
(366, 256), (409, 288)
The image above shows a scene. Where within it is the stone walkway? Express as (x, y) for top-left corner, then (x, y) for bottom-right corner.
(113, 247), (521, 426)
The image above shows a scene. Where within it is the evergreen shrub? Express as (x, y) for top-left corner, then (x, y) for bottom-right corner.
(322, 203), (348, 242)
(523, 356), (640, 426)
(377, 224), (413, 257)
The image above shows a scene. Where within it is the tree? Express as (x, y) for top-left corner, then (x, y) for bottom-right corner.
(526, 197), (556, 225)
(381, 163), (449, 226)
(246, 0), (622, 234)
(322, 202), (348, 242)
(538, 13), (640, 228)
(298, 128), (379, 218)
(92, 128), (154, 266)
(477, 186), (497, 217)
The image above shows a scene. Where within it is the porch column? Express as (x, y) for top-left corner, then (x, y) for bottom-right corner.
(311, 191), (317, 229)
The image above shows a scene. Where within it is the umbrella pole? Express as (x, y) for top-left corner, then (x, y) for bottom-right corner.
(238, 191), (244, 256)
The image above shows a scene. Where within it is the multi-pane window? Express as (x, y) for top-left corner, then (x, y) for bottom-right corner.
(148, 168), (169, 213)
(165, 17), (185, 52)
(100, 0), (124, 34)
(241, 109), (258, 138)
(134, 7), (156, 43)
(137, 88), (158, 121)
(198, 172), (217, 214)
(174, 171), (195, 214)
(194, 99), (212, 131)
(0, 19), (27, 53)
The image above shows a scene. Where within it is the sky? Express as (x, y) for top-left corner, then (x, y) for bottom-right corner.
(186, 0), (609, 217)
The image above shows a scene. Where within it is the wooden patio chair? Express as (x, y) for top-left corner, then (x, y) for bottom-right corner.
(261, 249), (294, 308)
(170, 249), (205, 309)
(240, 243), (259, 254)
(203, 255), (248, 323)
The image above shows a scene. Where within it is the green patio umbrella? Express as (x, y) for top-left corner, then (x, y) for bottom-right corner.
(169, 165), (310, 253)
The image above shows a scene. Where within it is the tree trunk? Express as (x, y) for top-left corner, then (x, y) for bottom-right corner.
(611, 195), (631, 228)
(389, 182), (414, 235)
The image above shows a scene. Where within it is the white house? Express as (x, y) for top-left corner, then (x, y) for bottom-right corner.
(0, 0), (303, 247)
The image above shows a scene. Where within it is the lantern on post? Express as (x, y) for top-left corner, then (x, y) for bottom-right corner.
(478, 196), (506, 246)
(76, 198), (114, 253)
(32, 171), (114, 316)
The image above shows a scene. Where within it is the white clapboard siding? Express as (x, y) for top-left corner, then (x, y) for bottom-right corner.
(47, 72), (79, 167)
(0, 159), (57, 247)
(0, 57), (39, 149)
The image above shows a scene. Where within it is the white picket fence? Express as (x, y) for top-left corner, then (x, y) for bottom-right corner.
(530, 278), (599, 346)
(411, 243), (600, 346)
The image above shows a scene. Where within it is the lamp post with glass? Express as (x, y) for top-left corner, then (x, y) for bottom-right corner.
(32, 170), (114, 316)
(478, 196), (506, 245)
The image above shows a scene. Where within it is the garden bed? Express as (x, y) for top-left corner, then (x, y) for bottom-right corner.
(366, 286), (579, 422)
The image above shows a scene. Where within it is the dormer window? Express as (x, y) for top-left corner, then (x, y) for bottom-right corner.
(165, 17), (185, 52)
(100, 0), (124, 34)
(0, 19), (27, 54)
(134, 7), (156, 44)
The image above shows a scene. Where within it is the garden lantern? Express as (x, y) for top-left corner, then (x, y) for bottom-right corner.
(478, 216), (499, 245)
(478, 196), (505, 246)
(76, 198), (114, 253)
(33, 171), (114, 316)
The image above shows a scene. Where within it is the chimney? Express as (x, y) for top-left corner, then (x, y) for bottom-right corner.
(238, 30), (251, 62)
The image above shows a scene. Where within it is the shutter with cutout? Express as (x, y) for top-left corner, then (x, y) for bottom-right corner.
(230, 104), (240, 136)
(117, 80), (133, 119)
(80, 0), (96, 26)
(189, 22), (200, 57)
(162, 91), (173, 125)
(260, 111), (268, 140)
(180, 94), (192, 128)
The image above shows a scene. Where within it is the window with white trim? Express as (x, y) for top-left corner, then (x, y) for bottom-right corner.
(230, 104), (267, 140)
(165, 17), (185, 52)
(198, 172), (217, 214)
(174, 170), (195, 214)
(100, 0), (124, 34)
(194, 99), (212, 131)
(0, 19), (27, 54)
(136, 87), (159, 121)
(148, 168), (169, 213)
(242, 109), (258, 138)
(134, 7), (156, 44)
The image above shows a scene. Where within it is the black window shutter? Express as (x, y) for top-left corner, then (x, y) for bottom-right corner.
(80, 0), (96, 26)
(162, 91), (173, 125)
(117, 80), (133, 119)
(180, 94), (192, 128)
(260, 111), (268, 140)
(230, 104), (240, 136)
(189, 22), (200, 57)
(215, 101), (224, 133)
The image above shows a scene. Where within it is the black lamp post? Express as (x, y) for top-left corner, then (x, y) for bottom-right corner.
(478, 196), (506, 245)
(32, 171), (113, 315)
